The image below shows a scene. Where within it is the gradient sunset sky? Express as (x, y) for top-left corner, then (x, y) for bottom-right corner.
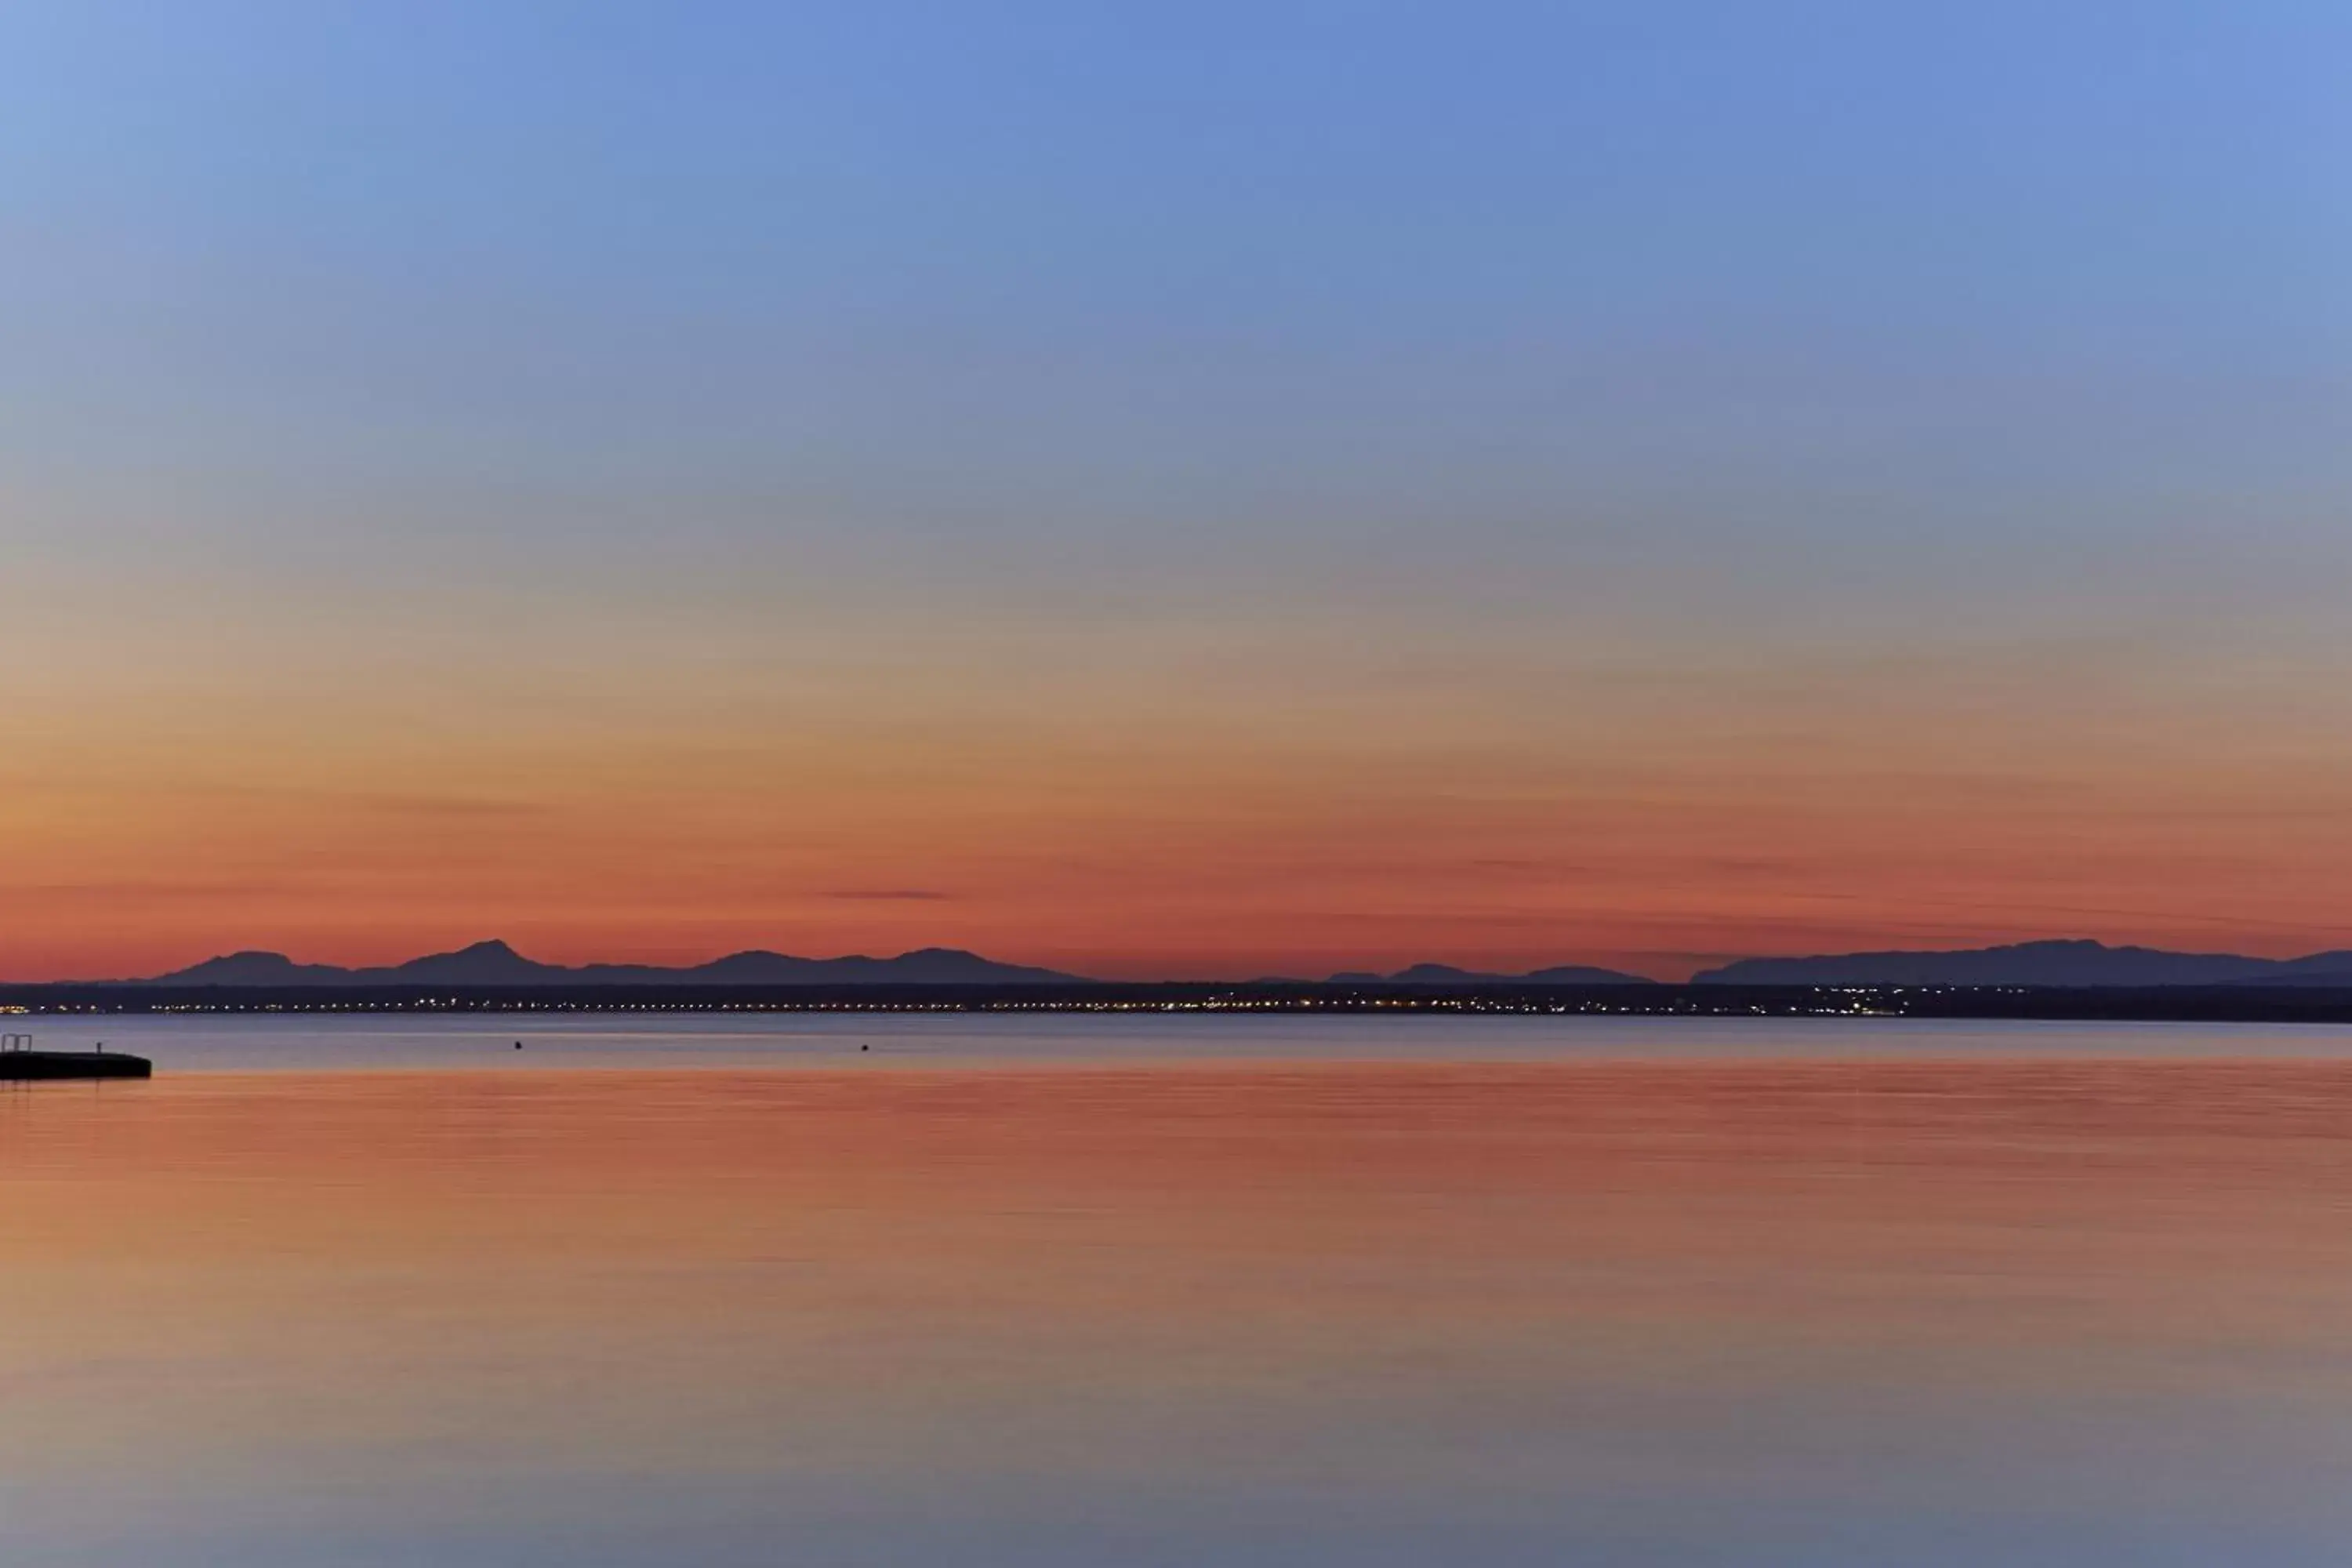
(5, 2), (2347, 981)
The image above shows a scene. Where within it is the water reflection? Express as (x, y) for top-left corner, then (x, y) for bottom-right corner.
(6, 1054), (2352, 1565)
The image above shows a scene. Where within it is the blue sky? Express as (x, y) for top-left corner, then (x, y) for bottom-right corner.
(12, 1), (2343, 574)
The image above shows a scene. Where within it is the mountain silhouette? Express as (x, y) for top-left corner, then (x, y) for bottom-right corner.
(156, 950), (365, 985)
(1692, 939), (2352, 987)
(391, 939), (561, 985)
(102, 938), (2352, 991)
(142, 942), (1084, 987)
(2257, 950), (2352, 985)
(1331, 962), (1652, 985)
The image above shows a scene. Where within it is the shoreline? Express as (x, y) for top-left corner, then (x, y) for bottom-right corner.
(9, 981), (2352, 1026)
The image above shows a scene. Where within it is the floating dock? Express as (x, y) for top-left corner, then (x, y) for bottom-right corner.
(0, 1034), (153, 1080)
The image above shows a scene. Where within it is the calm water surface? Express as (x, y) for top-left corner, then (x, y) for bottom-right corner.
(6, 1017), (2352, 1565)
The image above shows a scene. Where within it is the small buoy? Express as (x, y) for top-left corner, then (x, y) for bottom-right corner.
(860, 1043), (870, 1052)
(514, 1040), (523, 1051)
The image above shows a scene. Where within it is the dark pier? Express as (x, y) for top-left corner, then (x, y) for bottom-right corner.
(0, 1034), (152, 1080)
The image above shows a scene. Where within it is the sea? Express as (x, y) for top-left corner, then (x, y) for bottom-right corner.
(6, 1014), (2351, 1566)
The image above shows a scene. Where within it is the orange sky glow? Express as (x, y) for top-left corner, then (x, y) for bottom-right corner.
(7, 572), (2347, 982)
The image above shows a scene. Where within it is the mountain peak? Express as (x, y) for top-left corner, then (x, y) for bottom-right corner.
(149, 950), (349, 985)
(390, 940), (556, 982)
(1333, 961), (1653, 985)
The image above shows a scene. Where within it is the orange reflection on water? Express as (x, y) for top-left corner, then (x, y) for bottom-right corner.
(6, 1060), (2352, 1562)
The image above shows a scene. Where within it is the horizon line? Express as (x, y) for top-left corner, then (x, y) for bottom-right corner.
(13, 931), (2352, 990)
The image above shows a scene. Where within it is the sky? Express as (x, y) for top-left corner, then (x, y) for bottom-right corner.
(4, 0), (2348, 981)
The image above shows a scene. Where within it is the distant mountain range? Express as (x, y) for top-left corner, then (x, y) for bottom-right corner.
(1328, 962), (1652, 985)
(47, 937), (2352, 990)
(138, 940), (1083, 988)
(1691, 939), (2352, 988)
